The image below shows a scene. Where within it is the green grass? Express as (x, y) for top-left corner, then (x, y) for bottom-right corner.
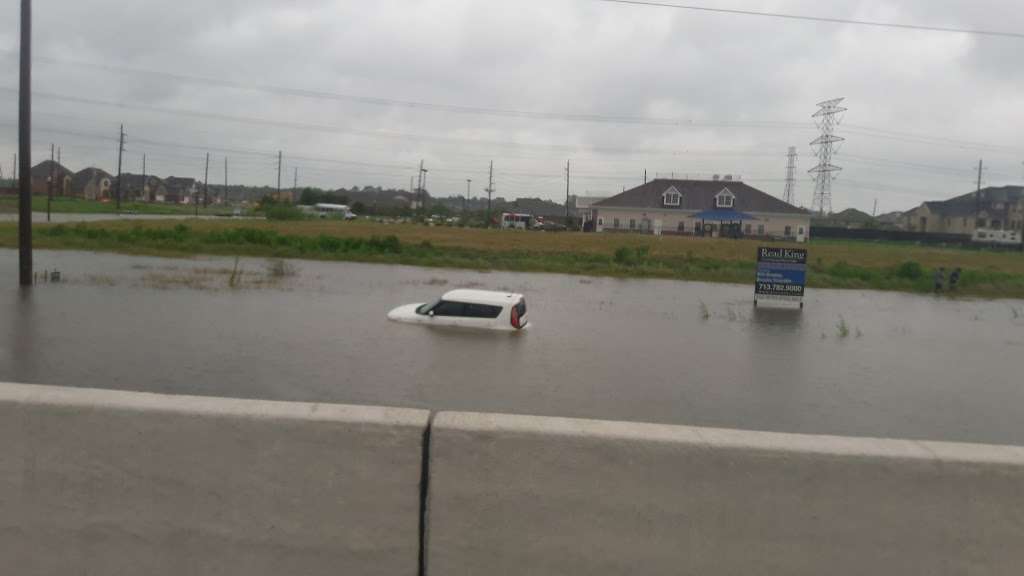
(3, 220), (1024, 298)
(0, 195), (240, 216)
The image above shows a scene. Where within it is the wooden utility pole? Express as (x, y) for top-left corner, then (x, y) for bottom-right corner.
(47, 143), (53, 222)
(114, 124), (125, 211)
(465, 179), (471, 215)
(224, 157), (228, 203)
(565, 160), (571, 227)
(486, 160), (494, 227)
(203, 152), (210, 209)
(276, 151), (282, 200)
(975, 159), (984, 228)
(18, 0), (32, 286)
(416, 160), (424, 211)
(142, 152), (148, 201)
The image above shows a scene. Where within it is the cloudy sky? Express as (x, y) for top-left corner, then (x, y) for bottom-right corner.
(0, 0), (1021, 213)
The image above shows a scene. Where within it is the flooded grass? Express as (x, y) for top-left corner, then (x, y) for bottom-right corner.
(837, 316), (850, 338)
(7, 220), (1024, 298)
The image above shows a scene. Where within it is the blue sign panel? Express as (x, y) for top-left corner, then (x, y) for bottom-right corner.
(755, 247), (807, 302)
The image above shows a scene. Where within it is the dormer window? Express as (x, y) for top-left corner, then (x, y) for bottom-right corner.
(662, 186), (682, 207)
(715, 188), (735, 208)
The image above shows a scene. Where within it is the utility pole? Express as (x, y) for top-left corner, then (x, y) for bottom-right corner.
(276, 151), (283, 201)
(416, 160), (424, 211)
(203, 152), (210, 209)
(47, 143), (53, 222)
(465, 179), (471, 215)
(115, 123), (125, 211)
(565, 160), (571, 227)
(293, 167), (298, 199)
(809, 98), (846, 216)
(975, 159), (984, 228)
(872, 198), (878, 217)
(485, 160), (494, 227)
(783, 146), (798, 205)
(224, 157), (228, 204)
(18, 0), (32, 286)
(141, 154), (147, 202)
(644, 169), (647, 184)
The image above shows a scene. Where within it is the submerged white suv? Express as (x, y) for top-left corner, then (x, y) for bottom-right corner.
(387, 289), (529, 331)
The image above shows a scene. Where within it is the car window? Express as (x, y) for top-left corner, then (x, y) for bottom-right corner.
(464, 303), (502, 319)
(431, 300), (466, 317)
(416, 300), (440, 315)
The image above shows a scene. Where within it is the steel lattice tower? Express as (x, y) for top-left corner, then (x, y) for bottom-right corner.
(783, 146), (798, 205)
(809, 98), (846, 215)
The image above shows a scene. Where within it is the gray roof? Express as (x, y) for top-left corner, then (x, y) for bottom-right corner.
(594, 179), (806, 214)
(913, 186), (1024, 218)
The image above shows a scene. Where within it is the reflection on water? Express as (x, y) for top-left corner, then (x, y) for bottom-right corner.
(1, 249), (1023, 445)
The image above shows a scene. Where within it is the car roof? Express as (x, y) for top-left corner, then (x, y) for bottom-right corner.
(442, 289), (523, 305)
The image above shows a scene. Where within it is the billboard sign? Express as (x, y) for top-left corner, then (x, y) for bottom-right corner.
(755, 247), (807, 304)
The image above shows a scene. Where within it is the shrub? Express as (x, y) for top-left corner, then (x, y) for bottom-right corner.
(264, 205), (305, 221)
(894, 260), (924, 280)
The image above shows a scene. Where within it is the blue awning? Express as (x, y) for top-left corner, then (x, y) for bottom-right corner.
(692, 209), (758, 222)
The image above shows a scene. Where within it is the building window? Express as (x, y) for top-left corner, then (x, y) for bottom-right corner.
(977, 218), (987, 228)
(613, 218), (620, 229)
(715, 191), (735, 208)
(629, 219), (636, 230)
(758, 224), (765, 235)
(677, 221), (686, 233)
(597, 218), (603, 226)
(744, 224), (752, 235)
(993, 220), (1002, 230)
(799, 227), (805, 235)
(785, 225), (792, 237)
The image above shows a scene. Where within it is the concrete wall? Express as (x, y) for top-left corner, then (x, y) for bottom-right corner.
(427, 411), (1024, 576)
(0, 382), (429, 576)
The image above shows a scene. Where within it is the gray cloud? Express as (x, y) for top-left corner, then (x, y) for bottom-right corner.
(0, 0), (1021, 213)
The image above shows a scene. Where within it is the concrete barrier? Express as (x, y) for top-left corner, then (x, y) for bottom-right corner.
(427, 412), (1024, 576)
(0, 382), (429, 576)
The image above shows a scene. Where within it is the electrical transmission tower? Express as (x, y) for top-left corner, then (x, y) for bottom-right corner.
(783, 146), (797, 205)
(809, 98), (846, 216)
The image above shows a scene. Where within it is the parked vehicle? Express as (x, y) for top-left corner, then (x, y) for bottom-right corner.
(501, 212), (533, 230)
(972, 228), (1021, 247)
(387, 289), (529, 331)
(315, 203), (357, 219)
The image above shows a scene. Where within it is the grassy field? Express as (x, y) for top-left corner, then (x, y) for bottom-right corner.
(0, 195), (238, 216)
(2, 218), (1022, 298)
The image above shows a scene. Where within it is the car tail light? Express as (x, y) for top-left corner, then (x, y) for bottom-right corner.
(511, 305), (520, 329)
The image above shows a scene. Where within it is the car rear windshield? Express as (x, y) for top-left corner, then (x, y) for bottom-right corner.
(515, 299), (526, 317)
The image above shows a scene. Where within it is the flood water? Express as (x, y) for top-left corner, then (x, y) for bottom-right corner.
(2, 249), (1023, 445)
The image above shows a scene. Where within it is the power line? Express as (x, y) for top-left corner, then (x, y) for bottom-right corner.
(2, 85), (1016, 157)
(593, 0), (1024, 39)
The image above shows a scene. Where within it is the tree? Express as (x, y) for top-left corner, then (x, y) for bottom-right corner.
(352, 201), (366, 214)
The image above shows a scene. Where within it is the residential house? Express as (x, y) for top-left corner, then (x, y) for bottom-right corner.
(593, 178), (810, 242)
(573, 195), (609, 231)
(117, 173), (167, 202)
(71, 168), (114, 200)
(812, 208), (877, 229)
(507, 197), (568, 220)
(163, 177), (198, 204)
(902, 186), (1024, 234)
(30, 160), (73, 197)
